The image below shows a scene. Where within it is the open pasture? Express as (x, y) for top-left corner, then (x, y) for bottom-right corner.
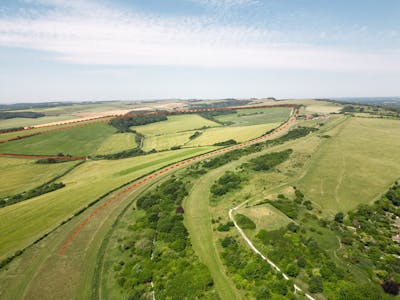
(0, 158), (79, 197)
(0, 115), (79, 130)
(0, 147), (215, 259)
(298, 117), (400, 215)
(215, 107), (291, 126)
(186, 123), (280, 146)
(0, 123), (117, 156)
(131, 114), (219, 136)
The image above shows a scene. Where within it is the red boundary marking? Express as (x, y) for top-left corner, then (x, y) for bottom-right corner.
(58, 109), (298, 255)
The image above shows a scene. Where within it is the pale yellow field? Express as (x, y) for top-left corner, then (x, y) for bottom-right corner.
(95, 133), (137, 155)
(131, 114), (219, 136)
(142, 131), (197, 151)
(186, 123), (280, 146)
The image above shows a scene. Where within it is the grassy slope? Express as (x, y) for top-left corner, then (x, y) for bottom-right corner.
(215, 107), (291, 126)
(0, 123), (116, 156)
(95, 132), (137, 155)
(186, 123), (280, 146)
(298, 117), (400, 215)
(0, 115), (78, 130)
(131, 114), (220, 136)
(0, 158), (79, 197)
(0, 147), (215, 259)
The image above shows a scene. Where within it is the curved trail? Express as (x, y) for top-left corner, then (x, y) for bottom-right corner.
(0, 107), (297, 300)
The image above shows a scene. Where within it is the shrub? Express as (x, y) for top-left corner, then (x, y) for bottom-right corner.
(235, 214), (256, 229)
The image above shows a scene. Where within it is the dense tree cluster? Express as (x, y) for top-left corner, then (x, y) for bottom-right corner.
(247, 149), (292, 171)
(113, 178), (216, 299)
(210, 171), (243, 196)
(213, 139), (237, 146)
(0, 111), (45, 119)
(109, 114), (167, 133)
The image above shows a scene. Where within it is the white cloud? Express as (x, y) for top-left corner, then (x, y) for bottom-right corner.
(0, 0), (399, 73)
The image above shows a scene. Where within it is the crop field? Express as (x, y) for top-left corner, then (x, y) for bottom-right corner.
(0, 115), (79, 130)
(186, 123), (280, 146)
(297, 117), (400, 215)
(141, 130), (197, 151)
(214, 107), (291, 126)
(131, 114), (220, 135)
(0, 147), (215, 259)
(0, 123), (117, 156)
(94, 132), (137, 155)
(0, 158), (79, 197)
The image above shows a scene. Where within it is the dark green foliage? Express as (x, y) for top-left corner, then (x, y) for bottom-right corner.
(235, 214), (256, 229)
(189, 131), (202, 140)
(217, 221), (234, 232)
(95, 148), (145, 159)
(286, 263), (300, 277)
(0, 127), (24, 133)
(213, 139), (237, 146)
(221, 236), (237, 248)
(267, 198), (299, 219)
(0, 111), (44, 119)
(109, 114), (167, 133)
(287, 222), (299, 232)
(303, 200), (313, 210)
(334, 212), (344, 223)
(210, 171), (242, 196)
(309, 276), (323, 293)
(114, 178), (215, 299)
(0, 182), (65, 208)
(248, 149), (292, 171)
(381, 280), (399, 295)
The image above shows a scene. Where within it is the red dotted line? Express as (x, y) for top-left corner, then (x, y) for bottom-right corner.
(58, 110), (298, 255)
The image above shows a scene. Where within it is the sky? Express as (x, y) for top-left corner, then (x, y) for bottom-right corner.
(0, 0), (399, 103)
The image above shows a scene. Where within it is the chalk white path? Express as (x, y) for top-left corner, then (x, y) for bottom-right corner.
(229, 203), (316, 300)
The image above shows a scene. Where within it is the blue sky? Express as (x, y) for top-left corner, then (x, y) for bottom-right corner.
(0, 0), (399, 103)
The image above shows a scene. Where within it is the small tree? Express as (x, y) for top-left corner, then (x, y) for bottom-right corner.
(334, 212), (344, 223)
(309, 276), (323, 293)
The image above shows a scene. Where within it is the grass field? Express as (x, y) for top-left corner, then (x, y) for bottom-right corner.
(0, 158), (79, 197)
(297, 117), (400, 215)
(236, 204), (292, 231)
(0, 147), (215, 259)
(0, 123), (117, 156)
(0, 115), (79, 130)
(131, 114), (219, 136)
(215, 107), (291, 126)
(141, 130), (197, 151)
(186, 123), (280, 146)
(95, 132), (137, 155)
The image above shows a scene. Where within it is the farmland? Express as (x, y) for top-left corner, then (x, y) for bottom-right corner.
(1, 99), (399, 300)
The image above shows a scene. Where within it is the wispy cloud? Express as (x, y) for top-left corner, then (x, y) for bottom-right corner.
(0, 0), (398, 73)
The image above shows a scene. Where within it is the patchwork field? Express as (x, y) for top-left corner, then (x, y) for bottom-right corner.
(0, 147), (215, 259)
(298, 117), (400, 215)
(141, 130), (197, 151)
(131, 114), (220, 135)
(0, 158), (79, 197)
(215, 107), (291, 126)
(186, 123), (280, 146)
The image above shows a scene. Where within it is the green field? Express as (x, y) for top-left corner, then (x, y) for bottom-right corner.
(297, 117), (400, 215)
(95, 132), (137, 155)
(131, 114), (220, 135)
(0, 147), (215, 259)
(0, 115), (79, 130)
(0, 123), (117, 156)
(215, 107), (291, 126)
(142, 130), (197, 151)
(186, 123), (280, 146)
(236, 203), (292, 231)
(0, 158), (79, 197)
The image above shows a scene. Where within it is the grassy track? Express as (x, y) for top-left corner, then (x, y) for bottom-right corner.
(298, 117), (400, 215)
(0, 123), (116, 156)
(186, 123), (280, 146)
(131, 114), (220, 135)
(0, 147), (215, 259)
(0, 158), (79, 197)
(215, 107), (291, 126)
(94, 132), (137, 155)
